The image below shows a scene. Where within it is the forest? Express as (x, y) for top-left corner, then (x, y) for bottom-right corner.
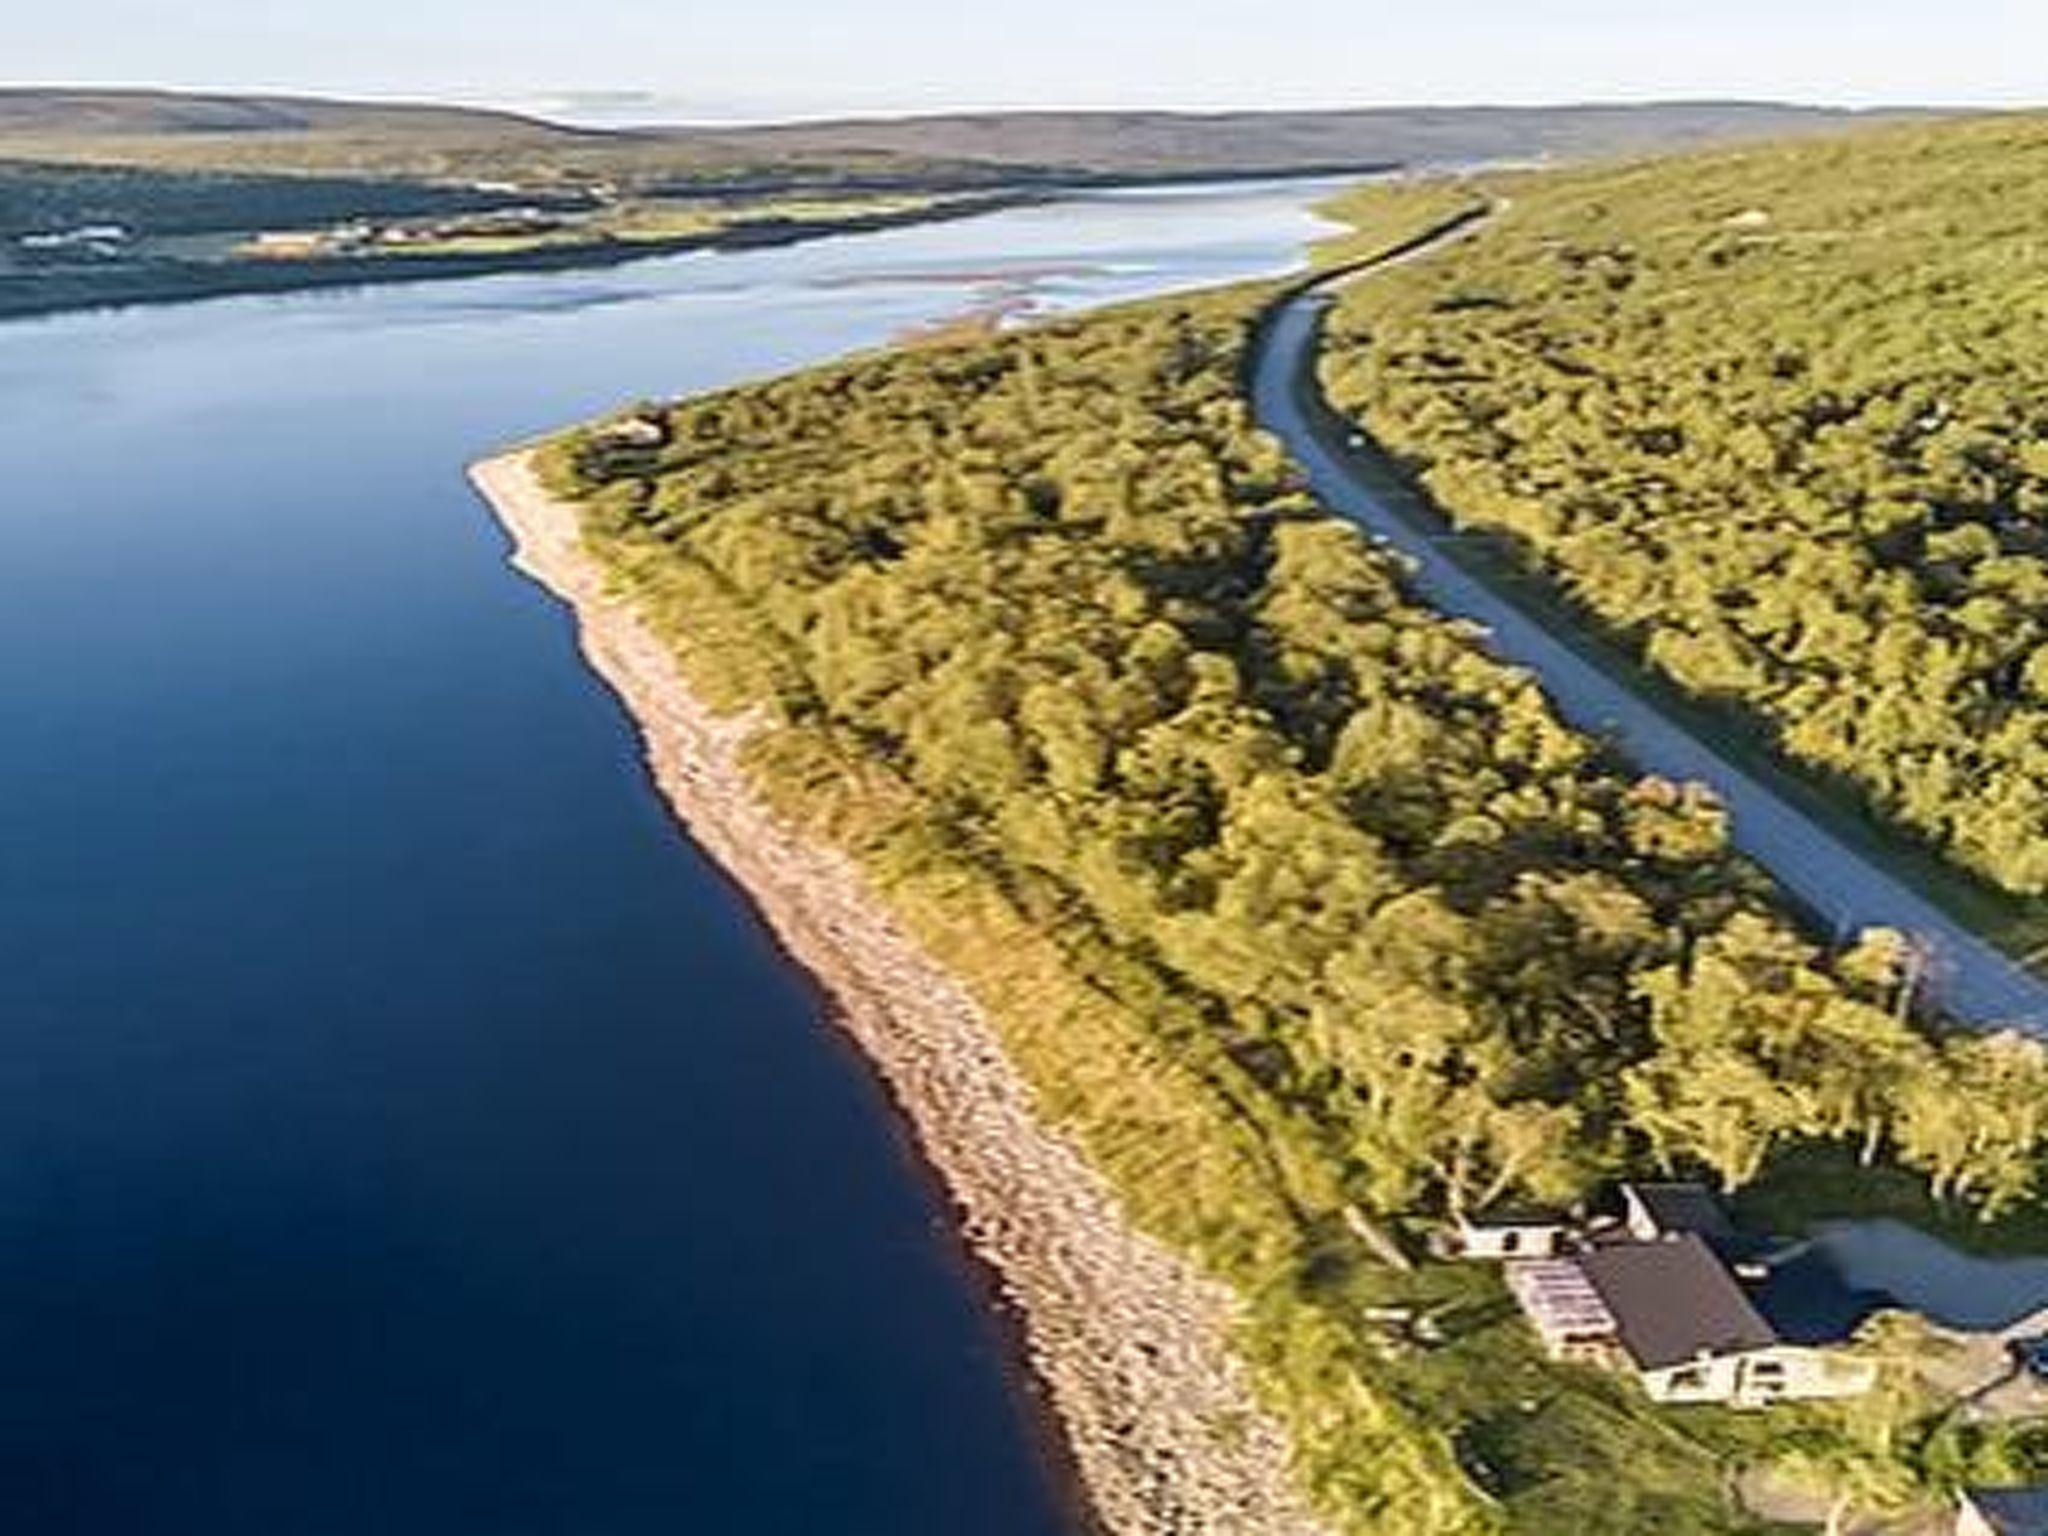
(0, 160), (562, 240)
(1318, 115), (2048, 900)
(0, 165), (1008, 322)
(542, 218), (2048, 1530)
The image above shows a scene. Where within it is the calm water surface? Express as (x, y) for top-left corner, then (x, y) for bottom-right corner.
(0, 181), (1341, 1533)
(1814, 1220), (2048, 1333)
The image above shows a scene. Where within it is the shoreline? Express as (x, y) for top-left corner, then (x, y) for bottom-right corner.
(0, 165), (1381, 329)
(468, 450), (1326, 1535)
(0, 191), (1041, 326)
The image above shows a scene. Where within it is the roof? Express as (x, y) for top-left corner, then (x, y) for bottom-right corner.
(1750, 1246), (1886, 1347)
(1966, 1487), (2048, 1535)
(1507, 1258), (1617, 1344)
(1622, 1182), (1735, 1240)
(1578, 1235), (1778, 1371)
(1459, 1206), (1569, 1231)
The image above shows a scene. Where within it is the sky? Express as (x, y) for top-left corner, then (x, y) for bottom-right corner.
(14, 0), (2046, 122)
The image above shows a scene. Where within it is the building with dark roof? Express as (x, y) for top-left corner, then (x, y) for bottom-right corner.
(1619, 1181), (1737, 1245)
(1579, 1235), (1776, 1371)
(1960, 1486), (2048, 1536)
(1507, 1234), (1877, 1407)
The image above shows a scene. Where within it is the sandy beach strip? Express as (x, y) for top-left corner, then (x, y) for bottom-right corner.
(468, 449), (1326, 1535)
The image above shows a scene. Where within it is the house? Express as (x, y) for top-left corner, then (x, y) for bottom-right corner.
(1619, 1181), (1737, 1246)
(594, 413), (670, 449)
(1438, 1207), (1573, 1261)
(1509, 1234), (1876, 1407)
(1580, 1236), (1874, 1405)
(249, 231), (327, 258)
(1959, 1487), (2048, 1536)
(1574, 1234), (1777, 1399)
(1454, 1180), (1878, 1405)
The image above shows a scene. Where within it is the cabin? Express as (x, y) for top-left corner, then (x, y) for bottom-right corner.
(1437, 1207), (1573, 1261)
(1442, 1181), (1734, 1260)
(1508, 1234), (1876, 1407)
(1959, 1487), (2048, 1536)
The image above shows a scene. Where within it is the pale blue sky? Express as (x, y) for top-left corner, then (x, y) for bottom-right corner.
(17, 0), (2045, 121)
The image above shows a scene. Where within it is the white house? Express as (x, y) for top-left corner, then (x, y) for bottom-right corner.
(1509, 1234), (1876, 1407)
(1440, 1207), (1573, 1261)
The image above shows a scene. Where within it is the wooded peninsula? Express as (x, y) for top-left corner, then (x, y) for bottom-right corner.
(496, 113), (2048, 1533)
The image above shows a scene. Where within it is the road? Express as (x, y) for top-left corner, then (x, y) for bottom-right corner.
(1247, 230), (2048, 1030)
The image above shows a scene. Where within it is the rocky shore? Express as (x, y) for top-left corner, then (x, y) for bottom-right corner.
(469, 450), (1326, 1536)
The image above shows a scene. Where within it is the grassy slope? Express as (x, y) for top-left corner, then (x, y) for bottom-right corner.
(531, 186), (2048, 1530)
(1316, 115), (2048, 915)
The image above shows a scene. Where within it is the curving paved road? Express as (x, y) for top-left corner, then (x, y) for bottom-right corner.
(1248, 248), (2048, 1031)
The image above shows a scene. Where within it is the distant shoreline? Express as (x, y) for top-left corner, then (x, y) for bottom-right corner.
(0, 165), (1387, 327)
(0, 190), (1040, 324)
(468, 449), (1326, 1535)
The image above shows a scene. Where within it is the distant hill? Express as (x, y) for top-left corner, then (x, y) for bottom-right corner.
(0, 89), (579, 143)
(653, 102), (1917, 174)
(0, 88), (1933, 185)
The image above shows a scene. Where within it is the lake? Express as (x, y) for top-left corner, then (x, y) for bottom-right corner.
(1814, 1220), (2048, 1334)
(0, 180), (1342, 1533)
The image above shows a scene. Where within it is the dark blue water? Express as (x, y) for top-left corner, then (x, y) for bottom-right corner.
(0, 183), (1339, 1534)
(1814, 1220), (2048, 1333)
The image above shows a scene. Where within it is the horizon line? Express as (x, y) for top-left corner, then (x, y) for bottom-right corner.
(1, 80), (2030, 133)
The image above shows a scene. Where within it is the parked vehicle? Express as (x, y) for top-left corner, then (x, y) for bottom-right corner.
(2007, 1336), (2048, 1379)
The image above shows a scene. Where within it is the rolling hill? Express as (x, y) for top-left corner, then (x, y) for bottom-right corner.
(0, 87), (1924, 185)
